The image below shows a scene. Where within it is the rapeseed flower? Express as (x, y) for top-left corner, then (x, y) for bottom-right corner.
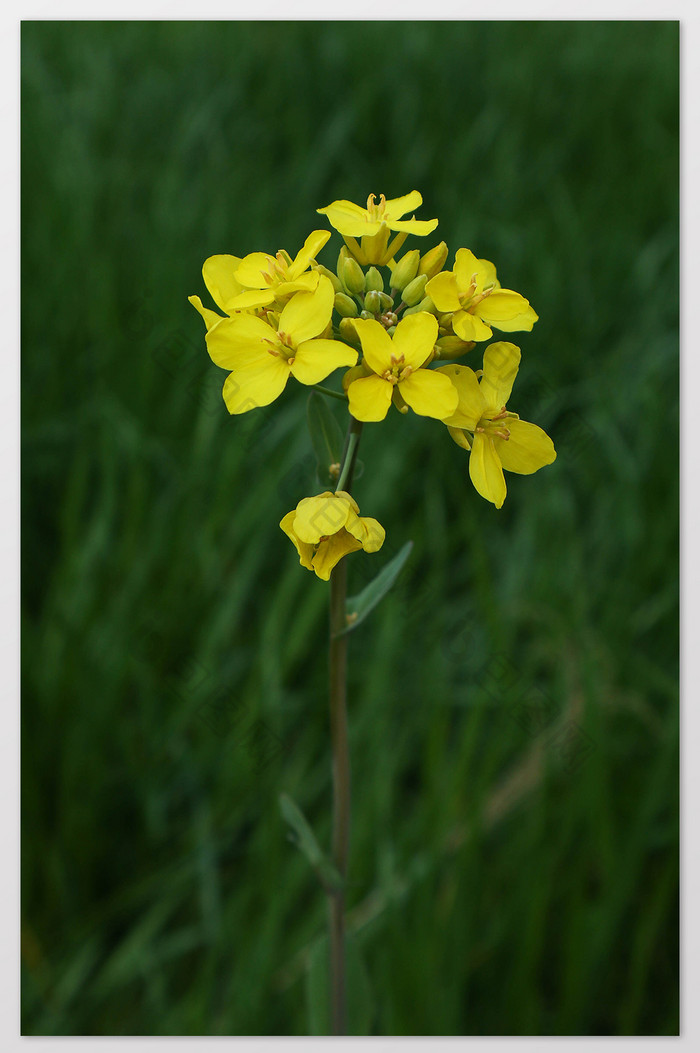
(280, 490), (385, 580)
(427, 248), (538, 342)
(346, 313), (458, 422)
(437, 342), (556, 508)
(206, 276), (357, 414)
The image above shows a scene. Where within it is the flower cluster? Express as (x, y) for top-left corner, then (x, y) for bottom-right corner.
(190, 192), (556, 576)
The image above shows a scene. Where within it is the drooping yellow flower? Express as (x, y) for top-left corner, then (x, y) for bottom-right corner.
(346, 313), (458, 423)
(206, 276), (357, 414)
(436, 342), (556, 509)
(427, 248), (538, 342)
(318, 191), (438, 265)
(280, 490), (385, 580)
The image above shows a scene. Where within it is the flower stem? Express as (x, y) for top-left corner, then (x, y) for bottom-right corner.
(327, 414), (363, 1035)
(312, 384), (348, 402)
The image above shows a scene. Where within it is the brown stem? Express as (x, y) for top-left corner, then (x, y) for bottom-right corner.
(327, 414), (363, 1035)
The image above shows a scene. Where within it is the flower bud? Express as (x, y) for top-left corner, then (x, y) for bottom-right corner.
(389, 249), (420, 292)
(314, 264), (342, 293)
(338, 318), (362, 348)
(343, 257), (366, 295)
(365, 266), (384, 293)
(418, 242), (448, 280)
(360, 310), (374, 320)
(402, 296), (437, 317)
(435, 335), (475, 358)
(364, 290), (382, 314)
(378, 292), (394, 312)
(401, 273), (428, 307)
(334, 292), (359, 318)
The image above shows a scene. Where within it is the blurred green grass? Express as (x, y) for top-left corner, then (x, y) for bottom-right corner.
(21, 20), (678, 1036)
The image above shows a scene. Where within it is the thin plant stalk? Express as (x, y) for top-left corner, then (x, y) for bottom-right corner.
(327, 414), (363, 1035)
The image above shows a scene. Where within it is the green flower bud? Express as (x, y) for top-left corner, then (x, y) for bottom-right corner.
(364, 290), (381, 314)
(360, 310), (374, 320)
(364, 266), (384, 293)
(338, 318), (362, 349)
(378, 292), (394, 312)
(334, 292), (359, 318)
(315, 264), (342, 293)
(343, 257), (366, 295)
(403, 295), (437, 317)
(402, 273), (428, 307)
(389, 249), (420, 292)
(418, 242), (448, 280)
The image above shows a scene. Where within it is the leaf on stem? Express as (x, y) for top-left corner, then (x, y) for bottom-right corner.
(307, 392), (345, 487)
(279, 793), (342, 892)
(339, 540), (414, 635)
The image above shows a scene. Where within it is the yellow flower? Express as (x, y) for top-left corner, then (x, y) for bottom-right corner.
(346, 313), (458, 422)
(317, 191), (438, 265)
(188, 231), (331, 328)
(234, 230), (331, 303)
(280, 490), (385, 580)
(427, 248), (538, 342)
(206, 276), (357, 414)
(436, 342), (556, 509)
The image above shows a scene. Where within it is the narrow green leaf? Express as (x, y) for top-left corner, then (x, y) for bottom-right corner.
(306, 933), (374, 1036)
(307, 392), (345, 487)
(279, 793), (342, 892)
(339, 540), (414, 635)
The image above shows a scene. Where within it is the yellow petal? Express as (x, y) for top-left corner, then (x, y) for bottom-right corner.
(391, 313), (438, 370)
(398, 368), (459, 419)
(384, 190), (423, 219)
(288, 230), (331, 279)
(435, 364), (485, 429)
(353, 318), (393, 375)
(343, 507), (385, 552)
(469, 431), (507, 508)
(452, 310), (493, 342)
(480, 342), (521, 410)
(494, 419), (556, 475)
(347, 374), (393, 422)
(478, 291), (536, 330)
(278, 276), (334, 345)
(274, 272), (319, 302)
(205, 314), (277, 370)
(226, 288), (276, 310)
(222, 359), (290, 414)
(188, 295), (223, 331)
(294, 494), (351, 544)
(426, 272), (463, 313)
(290, 338), (358, 385)
(280, 510), (314, 571)
(317, 200), (377, 238)
(312, 530), (363, 580)
(386, 217), (438, 236)
(202, 254), (245, 312)
(453, 248), (497, 294)
(447, 426), (471, 451)
(233, 252), (275, 290)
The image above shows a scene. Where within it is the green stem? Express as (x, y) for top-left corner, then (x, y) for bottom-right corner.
(327, 414), (363, 1036)
(312, 384), (347, 402)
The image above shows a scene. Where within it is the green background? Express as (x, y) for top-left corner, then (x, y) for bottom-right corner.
(21, 21), (679, 1036)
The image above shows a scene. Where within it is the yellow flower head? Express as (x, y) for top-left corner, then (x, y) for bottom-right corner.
(346, 313), (458, 422)
(188, 231), (331, 327)
(318, 191), (438, 266)
(280, 490), (385, 581)
(206, 276), (357, 414)
(437, 342), (556, 509)
(427, 248), (538, 342)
